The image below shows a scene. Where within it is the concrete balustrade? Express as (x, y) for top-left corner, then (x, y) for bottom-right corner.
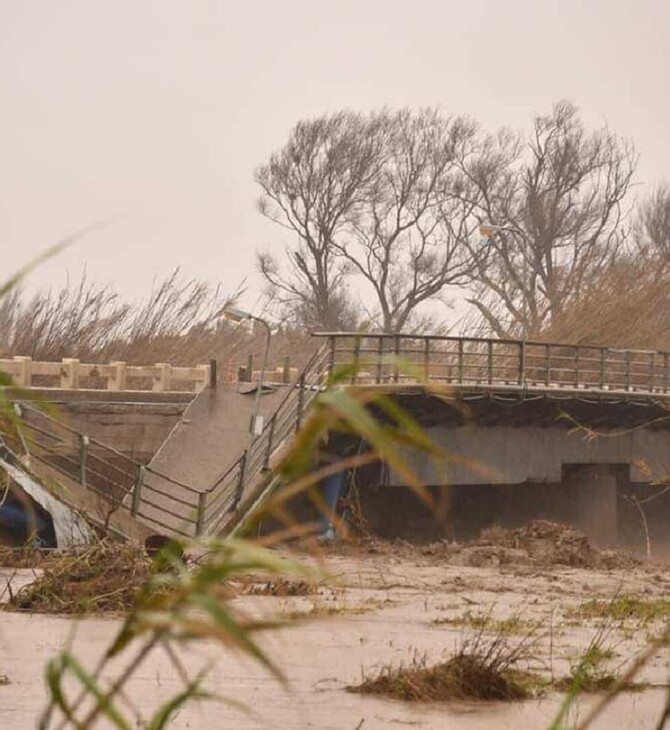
(1, 355), (302, 392)
(0, 356), (211, 392)
(246, 366), (300, 384)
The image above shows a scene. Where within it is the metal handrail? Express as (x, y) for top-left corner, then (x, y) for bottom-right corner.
(14, 400), (202, 536)
(313, 333), (670, 394)
(313, 331), (670, 352)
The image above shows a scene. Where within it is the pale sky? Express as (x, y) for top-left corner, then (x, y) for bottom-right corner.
(1, 0), (669, 311)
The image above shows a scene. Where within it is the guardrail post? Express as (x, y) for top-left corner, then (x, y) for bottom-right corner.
(282, 356), (290, 384)
(264, 414), (276, 469)
(424, 339), (431, 381)
(518, 341), (525, 386)
(131, 465), (145, 516)
(328, 337), (336, 377)
(574, 348), (580, 387)
(599, 349), (606, 389)
(234, 451), (248, 506)
(457, 340), (464, 384)
(393, 336), (400, 383)
(209, 359), (217, 389)
(376, 337), (384, 383)
(544, 344), (550, 386)
(625, 351), (631, 391)
(664, 353), (669, 393)
(650, 352), (656, 391)
(352, 336), (361, 384)
(487, 341), (493, 385)
(79, 434), (89, 487)
(296, 374), (306, 431)
(196, 492), (207, 536)
(109, 361), (127, 391)
(13, 356), (32, 387)
(61, 358), (80, 389)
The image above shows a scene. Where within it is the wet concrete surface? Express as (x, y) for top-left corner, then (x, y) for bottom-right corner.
(1, 551), (670, 728)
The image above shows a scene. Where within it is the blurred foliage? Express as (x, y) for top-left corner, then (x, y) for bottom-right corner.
(38, 363), (454, 728)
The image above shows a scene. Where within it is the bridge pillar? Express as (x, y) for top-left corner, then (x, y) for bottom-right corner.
(565, 465), (618, 546)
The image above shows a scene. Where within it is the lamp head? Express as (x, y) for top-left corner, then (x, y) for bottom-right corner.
(222, 307), (251, 324)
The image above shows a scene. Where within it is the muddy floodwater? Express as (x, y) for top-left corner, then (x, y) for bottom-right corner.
(1, 539), (670, 729)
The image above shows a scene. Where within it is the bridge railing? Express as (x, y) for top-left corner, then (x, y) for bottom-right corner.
(15, 402), (202, 537)
(314, 333), (670, 394)
(2, 357), (211, 392)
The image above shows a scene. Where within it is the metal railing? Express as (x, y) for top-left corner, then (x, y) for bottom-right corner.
(316, 333), (670, 394)
(15, 402), (203, 537)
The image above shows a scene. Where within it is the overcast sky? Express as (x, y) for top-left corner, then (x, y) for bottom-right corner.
(2, 0), (669, 310)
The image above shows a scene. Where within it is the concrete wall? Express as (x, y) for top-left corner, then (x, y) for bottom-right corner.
(376, 422), (670, 547)
(390, 424), (670, 487)
(18, 389), (193, 464)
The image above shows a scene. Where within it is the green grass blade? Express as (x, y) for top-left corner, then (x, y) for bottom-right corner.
(146, 674), (209, 730)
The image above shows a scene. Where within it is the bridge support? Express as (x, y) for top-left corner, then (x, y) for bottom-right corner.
(565, 464), (618, 547)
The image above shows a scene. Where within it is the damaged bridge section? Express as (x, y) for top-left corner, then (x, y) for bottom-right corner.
(356, 389), (670, 550)
(3, 333), (670, 551)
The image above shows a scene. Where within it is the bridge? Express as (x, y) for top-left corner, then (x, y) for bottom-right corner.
(4, 333), (670, 550)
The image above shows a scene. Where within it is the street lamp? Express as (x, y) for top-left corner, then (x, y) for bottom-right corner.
(222, 307), (271, 439)
(479, 223), (530, 341)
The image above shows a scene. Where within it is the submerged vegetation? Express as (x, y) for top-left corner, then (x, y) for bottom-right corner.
(348, 633), (539, 702)
(3, 542), (153, 614)
(566, 596), (670, 625)
(432, 612), (538, 635)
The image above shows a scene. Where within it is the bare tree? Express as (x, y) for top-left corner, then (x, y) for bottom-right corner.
(332, 109), (481, 332)
(257, 108), (482, 333)
(636, 184), (670, 258)
(256, 112), (381, 330)
(460, 101), (636, 338)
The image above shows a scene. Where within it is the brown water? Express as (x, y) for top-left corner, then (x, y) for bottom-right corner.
(1, 554), (669, 728)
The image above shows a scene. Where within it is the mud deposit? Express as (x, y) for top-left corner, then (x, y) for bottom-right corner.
(369, 519), (642, 570)
(1, 526), (669, 729)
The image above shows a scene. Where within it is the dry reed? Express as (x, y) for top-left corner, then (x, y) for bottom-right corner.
(0, 270), (317, 371)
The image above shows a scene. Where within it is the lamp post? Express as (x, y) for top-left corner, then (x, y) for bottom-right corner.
(222, 307), (271, 439)
(479, 223), (530, 341)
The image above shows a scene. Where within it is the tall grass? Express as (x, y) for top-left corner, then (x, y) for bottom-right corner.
(0, 271), (317, 370)
(6, 259), (670, 373)
(541, 258), (670, 350)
